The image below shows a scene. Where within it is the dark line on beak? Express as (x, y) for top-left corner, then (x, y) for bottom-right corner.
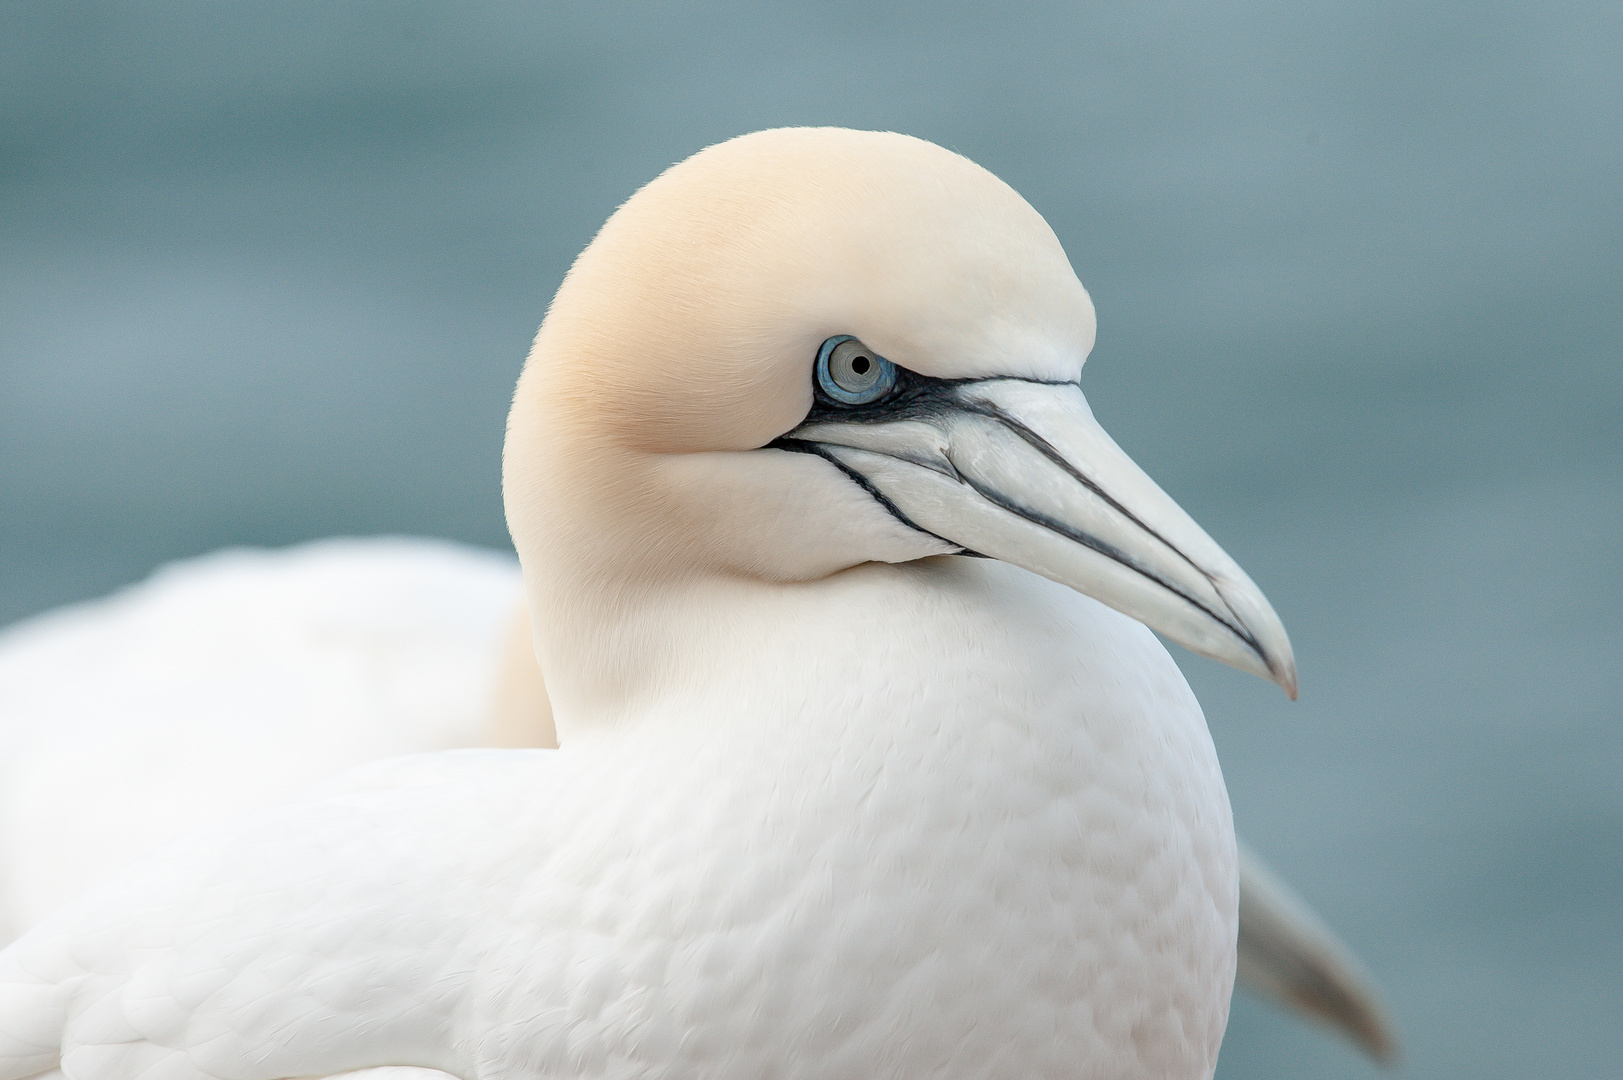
(768, 439), (968, 553)
(955, 389), (1264, 659)
(775, 369), (1267, 667)
(953, 472), (1263, 659)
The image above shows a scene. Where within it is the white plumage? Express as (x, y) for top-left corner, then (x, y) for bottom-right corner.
(0, 128), (1390, 1079)
(4, 559), (1230, 1079)
(0, 540), (1394, 1067)
(0, 538), (518, 941)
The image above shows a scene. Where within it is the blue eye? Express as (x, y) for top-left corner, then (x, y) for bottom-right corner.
(816, 336), (898, 405)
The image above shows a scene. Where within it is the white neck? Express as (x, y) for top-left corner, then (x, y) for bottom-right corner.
(521, 554), (1238, 1076)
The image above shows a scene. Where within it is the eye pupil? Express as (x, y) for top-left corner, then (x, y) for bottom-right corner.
(851, 356), (870, 374)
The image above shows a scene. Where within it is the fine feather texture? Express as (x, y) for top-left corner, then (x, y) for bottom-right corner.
(1, 561), (1233, 1080)
(0, 538), (519, 942)
(0, 536), (1394, 1066)
(0, 539), (1395, 1067)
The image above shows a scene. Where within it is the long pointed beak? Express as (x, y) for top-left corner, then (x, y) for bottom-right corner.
(784, 378), (1297, 696)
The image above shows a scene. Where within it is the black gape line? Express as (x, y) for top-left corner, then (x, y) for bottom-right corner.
(770, 439), (973, 554)
(769, 343), (1053, 555)
(767, 340), (1267, 665)
(802, 355), (1075, 427)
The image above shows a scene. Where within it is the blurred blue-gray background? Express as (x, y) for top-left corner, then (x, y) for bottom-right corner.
(2, 3), (1618, 1076)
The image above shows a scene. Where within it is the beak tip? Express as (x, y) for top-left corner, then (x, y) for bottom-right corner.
(1211, 572), (1297, 699)
(1266, 644), (1298, 700)
(1278, 664), (1299, 701)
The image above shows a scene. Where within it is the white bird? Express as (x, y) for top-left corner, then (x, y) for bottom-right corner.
(0, 542), (1394, 1064)
(0, 539), (1394, 1065)
(0, 128), (1367, 1079)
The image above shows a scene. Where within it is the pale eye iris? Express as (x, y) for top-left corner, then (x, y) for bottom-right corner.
(816, 336), (898, 405)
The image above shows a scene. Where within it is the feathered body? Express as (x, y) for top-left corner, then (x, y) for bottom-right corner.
(1, 560), (1233, 1080)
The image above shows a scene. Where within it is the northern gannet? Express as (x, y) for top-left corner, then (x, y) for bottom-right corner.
(0, 547), (1394, 1064)
(0, 542), (1394, 1064)
(0, 128), (1349, 1078)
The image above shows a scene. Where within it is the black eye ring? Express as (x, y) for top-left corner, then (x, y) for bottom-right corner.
(816, 336), (898, 405)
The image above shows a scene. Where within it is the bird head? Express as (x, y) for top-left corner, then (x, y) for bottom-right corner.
(505, 127), (1296, 699)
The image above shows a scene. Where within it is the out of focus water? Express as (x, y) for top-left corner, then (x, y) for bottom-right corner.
(2, 3), (1618, 1076)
